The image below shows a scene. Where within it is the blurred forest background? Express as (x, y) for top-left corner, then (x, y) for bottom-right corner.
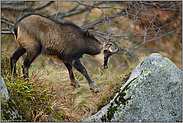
(1, 1), (182, 122)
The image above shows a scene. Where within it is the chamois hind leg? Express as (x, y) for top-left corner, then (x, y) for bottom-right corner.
(22, 46), (41, 80)
(64, 63), (81, 88)
(10, 46), (26, 79)
(72, 59), (101, 93)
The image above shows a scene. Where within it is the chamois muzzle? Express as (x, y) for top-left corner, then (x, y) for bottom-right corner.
(102, 39), (119, 69)
(104, 65), (108, 69)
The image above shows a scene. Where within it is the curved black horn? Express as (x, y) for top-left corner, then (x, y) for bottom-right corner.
(109, 40), (119, 54)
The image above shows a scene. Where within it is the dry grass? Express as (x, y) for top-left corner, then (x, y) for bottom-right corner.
(29, 59), (133, 122)
(1, 39), (134, 121)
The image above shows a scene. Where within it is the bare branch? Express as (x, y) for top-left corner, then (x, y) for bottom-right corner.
(1, 1), (54, 11)
(49, 1), (108, 19)
(54, 1), (59, 20)
(81, 2), (138, 30)
(1, 20), (15, 27)
(1, 31), (13, 34)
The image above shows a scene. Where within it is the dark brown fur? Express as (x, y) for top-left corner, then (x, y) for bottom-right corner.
(11, 13), (118, 93)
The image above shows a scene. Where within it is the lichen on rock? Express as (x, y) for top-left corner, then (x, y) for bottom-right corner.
(83, 53), (182, 122)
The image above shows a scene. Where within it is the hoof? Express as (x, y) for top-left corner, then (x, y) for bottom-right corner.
(70, 80), (81, 88)
(90, 84), (101, 93)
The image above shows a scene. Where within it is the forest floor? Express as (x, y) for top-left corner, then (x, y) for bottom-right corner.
(1, 34), (136, 122)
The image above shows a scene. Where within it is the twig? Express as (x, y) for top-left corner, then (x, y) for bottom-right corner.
(49, 1), (108, 19)
(54, 1), (59, 20)
(1, 1), (54, 11)
(1, 20), (15, 27)
(80, 1), (135, 30)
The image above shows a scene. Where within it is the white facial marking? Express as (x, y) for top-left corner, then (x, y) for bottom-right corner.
(92, 52), (104, 67)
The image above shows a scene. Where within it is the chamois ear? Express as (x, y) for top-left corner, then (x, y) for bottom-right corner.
(104, 38), (112, 50)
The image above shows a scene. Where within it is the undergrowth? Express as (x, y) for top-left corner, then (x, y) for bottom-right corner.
(1, 50), (55, 122)
(1, 43), (136, 122)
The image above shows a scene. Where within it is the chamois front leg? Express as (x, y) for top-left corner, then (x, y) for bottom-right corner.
(72, 59), (101, 93)
(64, 63), (81, 88)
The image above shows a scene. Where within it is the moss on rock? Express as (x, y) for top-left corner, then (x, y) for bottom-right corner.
(83, 53), (182, 122)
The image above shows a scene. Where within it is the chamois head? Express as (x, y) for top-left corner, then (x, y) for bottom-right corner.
(93, 39), (119, 69)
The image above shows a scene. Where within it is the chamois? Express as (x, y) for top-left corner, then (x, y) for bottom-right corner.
(11, 13), (119, 93)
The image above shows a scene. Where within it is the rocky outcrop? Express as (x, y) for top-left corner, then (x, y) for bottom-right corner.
(1, 76), (24, 121)
(84, 53), (182, 122)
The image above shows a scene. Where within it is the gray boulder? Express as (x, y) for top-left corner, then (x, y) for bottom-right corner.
(84, 53), (182, 122)
(1, 75), (24, 121)
(1, 75), (10, 100)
